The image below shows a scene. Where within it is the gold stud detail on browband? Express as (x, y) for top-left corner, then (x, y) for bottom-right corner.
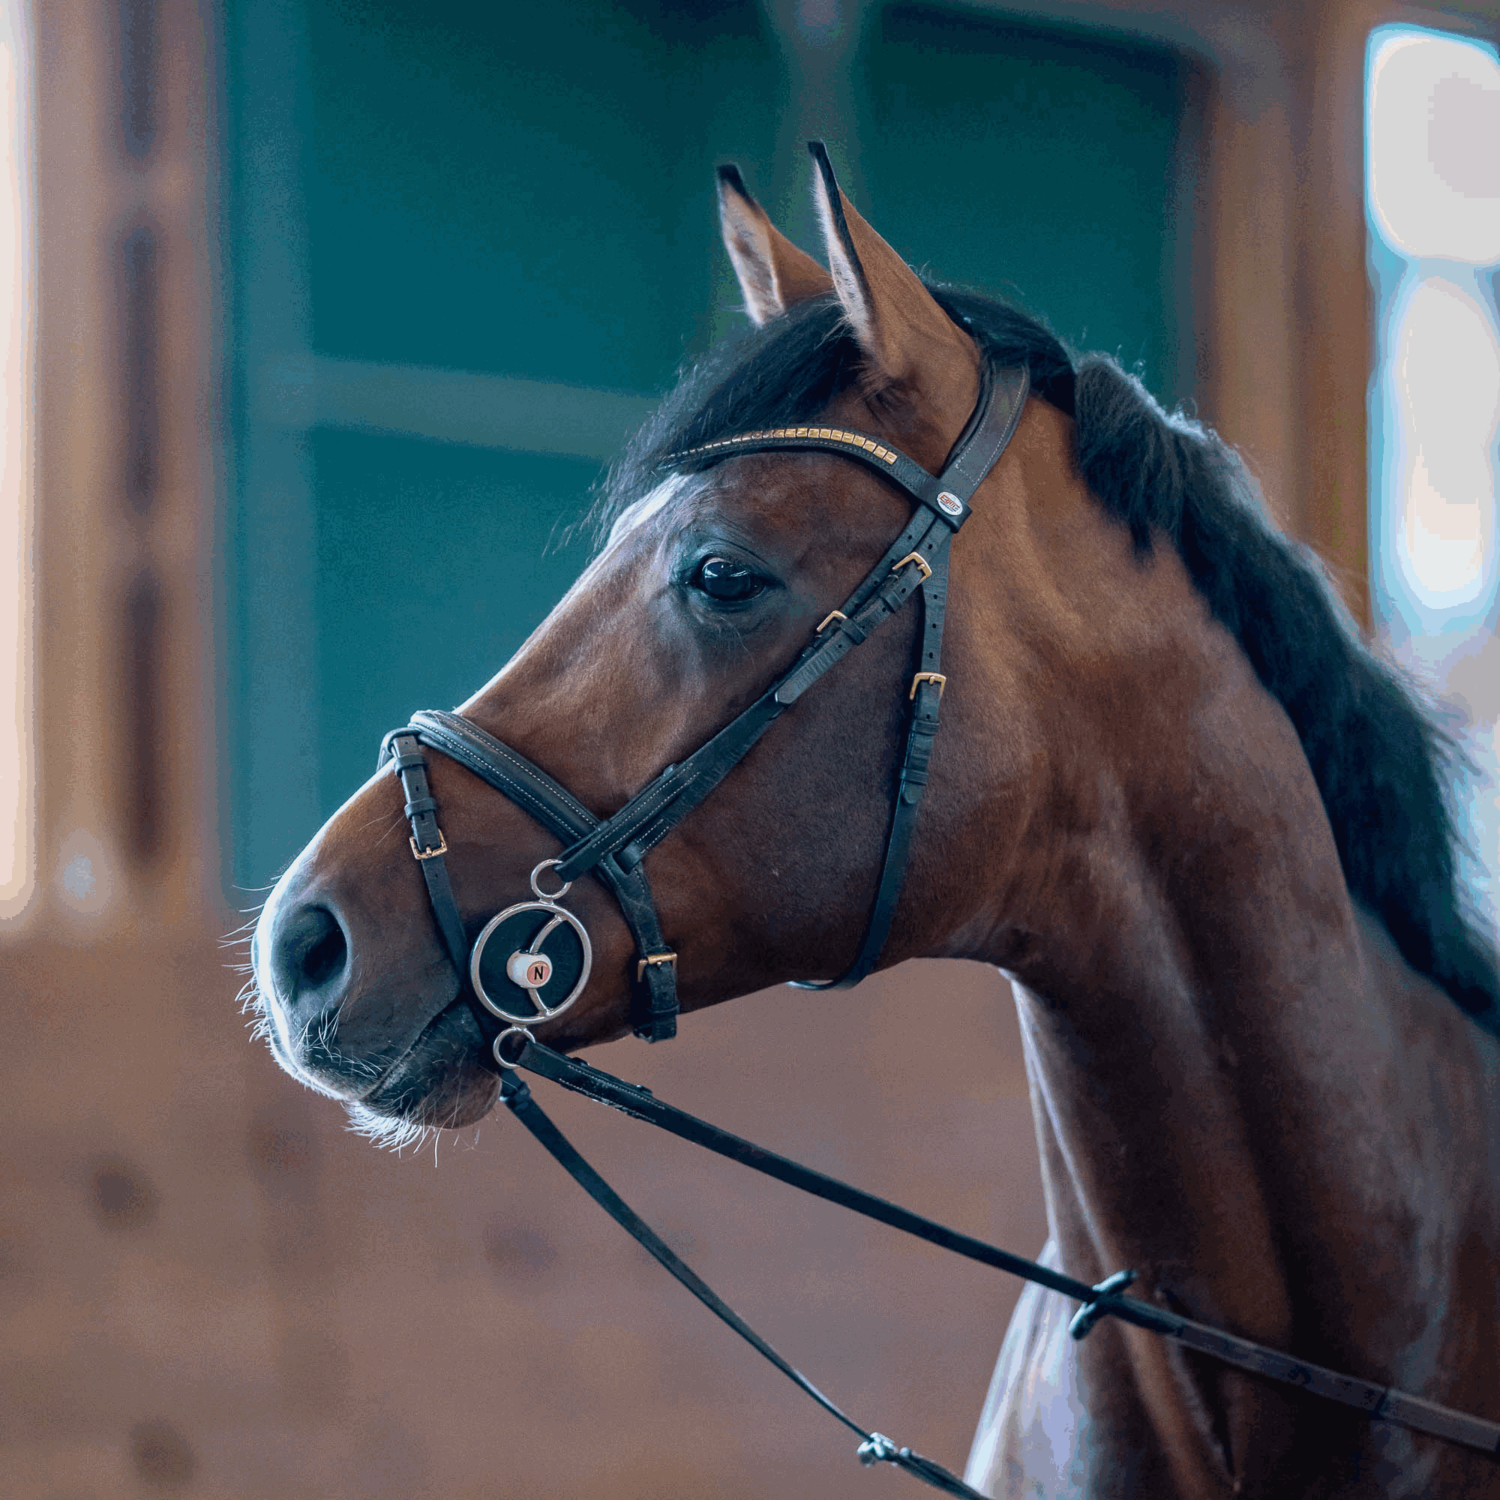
(672, 427), (899, 465)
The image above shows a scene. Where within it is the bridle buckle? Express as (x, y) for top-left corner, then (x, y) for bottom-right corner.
(637, 951), (678, 981)
(816, 609), (848, 633)
(909, 672), (946, 700)
(892, 552), (933, 583)
(410, 831), (449, 861)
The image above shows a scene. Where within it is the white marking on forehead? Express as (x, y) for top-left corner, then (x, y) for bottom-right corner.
(607, 473), (689, 546)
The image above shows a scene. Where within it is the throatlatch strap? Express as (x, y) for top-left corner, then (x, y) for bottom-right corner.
(500, 1073), (989, 1499)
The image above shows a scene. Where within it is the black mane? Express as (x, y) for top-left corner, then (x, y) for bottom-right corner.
(601, 290), (1500, 1032)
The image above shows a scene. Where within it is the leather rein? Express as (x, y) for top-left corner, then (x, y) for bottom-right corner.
(375, 364), (1500, 1493)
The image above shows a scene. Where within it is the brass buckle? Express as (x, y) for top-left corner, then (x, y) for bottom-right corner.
(909, 672), (946, 699)
(636, 951), (678, 981)
(892, 552), (933, 582)
(410, 830), (449, 861)
(816, 609), (848, 633)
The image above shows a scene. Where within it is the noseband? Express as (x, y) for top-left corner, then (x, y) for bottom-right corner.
(378, 363), (1030, 1059)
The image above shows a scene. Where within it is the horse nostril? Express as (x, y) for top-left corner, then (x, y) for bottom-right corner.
(303, 921), (346, 988)
(272, 903), (349, 1008)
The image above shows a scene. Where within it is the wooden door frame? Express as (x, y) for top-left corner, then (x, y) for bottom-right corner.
(27, 0), (222, 936)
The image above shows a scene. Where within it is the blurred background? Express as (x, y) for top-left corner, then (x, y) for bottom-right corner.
(2, 0), (1496, 1495)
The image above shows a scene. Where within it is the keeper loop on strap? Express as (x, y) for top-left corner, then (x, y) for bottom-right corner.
(1068, 1268), (1137, 1341)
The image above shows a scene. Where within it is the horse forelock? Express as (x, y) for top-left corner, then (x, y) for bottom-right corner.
(591, 280), (1499, 1032)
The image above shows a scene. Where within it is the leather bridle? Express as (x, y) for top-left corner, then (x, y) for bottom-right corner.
(378, 362), (1031, 1055)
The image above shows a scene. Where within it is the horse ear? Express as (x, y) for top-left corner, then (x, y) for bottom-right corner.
(807, 141), (979, 414)
(717, 164), (834, 325)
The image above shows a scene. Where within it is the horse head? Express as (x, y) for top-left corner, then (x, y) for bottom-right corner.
(249, 148), (1114, 1134)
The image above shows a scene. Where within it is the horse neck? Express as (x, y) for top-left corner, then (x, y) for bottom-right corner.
(965, 403), (1499, 1379)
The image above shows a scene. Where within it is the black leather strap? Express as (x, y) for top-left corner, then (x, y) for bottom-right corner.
(406, 710), (597, 844)
(380, 730), (498, 1043)
(937, 365), (1031, 501)
(500, 1072), (987, 1498)
(506, 1035), (1500, 1461)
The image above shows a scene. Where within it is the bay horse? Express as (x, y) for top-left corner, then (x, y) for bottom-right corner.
(249, 149), (1500, 1497)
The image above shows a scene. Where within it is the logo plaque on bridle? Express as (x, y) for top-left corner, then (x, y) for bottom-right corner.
(467, 860), (593, 1028)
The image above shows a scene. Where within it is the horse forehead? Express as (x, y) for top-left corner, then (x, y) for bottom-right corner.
(604, 448), (911, 574)
(688, 448), (911, 529)
(605, 461), (795, 545)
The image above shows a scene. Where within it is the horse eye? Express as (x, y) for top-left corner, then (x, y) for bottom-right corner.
(693, 556), (767, 602)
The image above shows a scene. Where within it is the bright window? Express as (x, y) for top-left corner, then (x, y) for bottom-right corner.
(1369, 25), (1500, 618)
(1367, 23), (1500, 927)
